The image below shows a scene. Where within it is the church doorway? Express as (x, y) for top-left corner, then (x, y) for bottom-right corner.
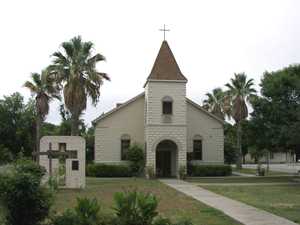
(156, 140), (178, 177)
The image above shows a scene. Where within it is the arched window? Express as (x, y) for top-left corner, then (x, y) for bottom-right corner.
(193, 135), (202, 160)
(162, 96), (173, 115)
(121, 134), (131, 160)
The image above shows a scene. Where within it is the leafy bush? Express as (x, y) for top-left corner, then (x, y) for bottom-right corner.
(0, 145), (13, 165)
(187, 164), (232, 176)
(52, 198), (102, 225)
(52, 190), (194, 225)
(51, 209), (78, 225)
(173, 219), (193, 225)
(0, 160), (52, 225)
(75, 198), (100, 224)
(86, 163), (132, 177)
(127, 144), (145, 176)
(114, 190), (158, 225)
(14, 158), (46, 180)
(153, 217), (172, 225)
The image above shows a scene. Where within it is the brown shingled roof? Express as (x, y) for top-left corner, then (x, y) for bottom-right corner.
(147, 41), (187, 81)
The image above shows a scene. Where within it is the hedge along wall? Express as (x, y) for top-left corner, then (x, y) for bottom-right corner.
(86, 164), (132, 177)
(187, 164), (232, 177)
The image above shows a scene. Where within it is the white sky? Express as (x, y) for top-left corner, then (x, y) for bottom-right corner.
(1, 0), (300, 126)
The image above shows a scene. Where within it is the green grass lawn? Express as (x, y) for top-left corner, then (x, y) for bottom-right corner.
(232, 167), (291, 176)
(201, 184), (300, 224)
(53, 178), (241, 225)
(187, 176), (298, 184)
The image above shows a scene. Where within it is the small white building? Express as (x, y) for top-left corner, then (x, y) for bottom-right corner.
(93, 41), (225, 177)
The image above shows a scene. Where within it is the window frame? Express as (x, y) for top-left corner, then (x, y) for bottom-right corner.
(162, 96), (173, 115)
(121, 134), (131, 161)
(193, 136), (203, 160)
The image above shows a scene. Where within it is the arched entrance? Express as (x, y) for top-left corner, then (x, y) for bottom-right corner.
(156, 140), (178, 177)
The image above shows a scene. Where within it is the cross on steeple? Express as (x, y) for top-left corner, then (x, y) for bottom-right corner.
(159, 24), (170, 41)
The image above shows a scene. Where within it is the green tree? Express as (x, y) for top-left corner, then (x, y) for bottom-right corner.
(57, 104), (86, 136)
(202, 88), (228, 120)
(0, 93), (36, 158)
(249, 65), (300, 160)
(225, 73), (256, 168)
(24, 71), (60, 160)
(49, 36), (109, 135)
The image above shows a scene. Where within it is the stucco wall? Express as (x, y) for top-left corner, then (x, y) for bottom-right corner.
(40, 136), (85, 188)
(94, 95), (145, 163)
(187, 102), (224, 164)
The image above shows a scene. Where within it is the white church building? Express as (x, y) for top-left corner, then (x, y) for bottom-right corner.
(93, 41), (224, 177)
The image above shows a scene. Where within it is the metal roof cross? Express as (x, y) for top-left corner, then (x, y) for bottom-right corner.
(159, 24), (170, 41)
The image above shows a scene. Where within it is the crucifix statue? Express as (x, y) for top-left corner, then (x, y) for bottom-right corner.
(34, 142), (77, 177)
(159, 24), (170, 41)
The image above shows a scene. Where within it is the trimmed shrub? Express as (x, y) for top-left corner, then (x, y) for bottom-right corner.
(86, 163), (132, 177)
(127, 144), (145, 176)
(187, 164), (232, 177)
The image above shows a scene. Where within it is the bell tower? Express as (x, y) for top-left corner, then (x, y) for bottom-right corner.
(144, 40), (187, 177)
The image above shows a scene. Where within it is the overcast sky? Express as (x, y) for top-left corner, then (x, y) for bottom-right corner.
(1, 0), (300, 126)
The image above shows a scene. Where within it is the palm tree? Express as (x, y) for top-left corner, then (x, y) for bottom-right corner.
(24, 70), (60, 161)
(48, 36), (109, 136)
(225, 73), (256, 169)
(203, 88), (227, 120)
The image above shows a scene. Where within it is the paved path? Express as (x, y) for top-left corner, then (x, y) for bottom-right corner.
(198, 182), (299, 186)
(160, 179), (298, 225)
(232, 171), (256, 177)
(242, 164), (300, 174)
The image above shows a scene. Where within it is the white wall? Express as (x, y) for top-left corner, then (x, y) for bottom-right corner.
(186, 102), (224, 164)
(94, 95), (145, 163)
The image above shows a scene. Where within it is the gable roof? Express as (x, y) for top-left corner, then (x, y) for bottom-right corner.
(146, 41), (187, 82)
(92, 92), (145, 125)
(186, 98), (225, 125)
(92, 92), (224, 125)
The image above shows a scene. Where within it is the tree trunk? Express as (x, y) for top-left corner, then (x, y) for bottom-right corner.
(71, 114), (79, 136)
(36, 115), (41, 163)
(236, 122), (242, 169)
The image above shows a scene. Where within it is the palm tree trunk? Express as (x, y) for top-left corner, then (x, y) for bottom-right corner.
(236, 122), (242, 169)
(36, 115), (41, 163)
(71, 114), (79, 136)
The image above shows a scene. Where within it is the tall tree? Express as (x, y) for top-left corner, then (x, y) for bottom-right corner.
(0, 93), (36, 158)
(203, 88), (227, 120)
(225, 73), (256, 168)
(24, 70), (60, 160)
(49, 36), (109, 135)
(249, 65), (300, 161)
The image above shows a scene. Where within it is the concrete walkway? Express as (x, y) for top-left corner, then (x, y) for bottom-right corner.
(198, 182), (299, 186)
(232, 171), (256, 177)
(242, 164), (300, 174)
(160, 179), (298, 225)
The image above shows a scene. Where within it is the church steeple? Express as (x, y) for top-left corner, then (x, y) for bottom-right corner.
(146, 41), (187, 82)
